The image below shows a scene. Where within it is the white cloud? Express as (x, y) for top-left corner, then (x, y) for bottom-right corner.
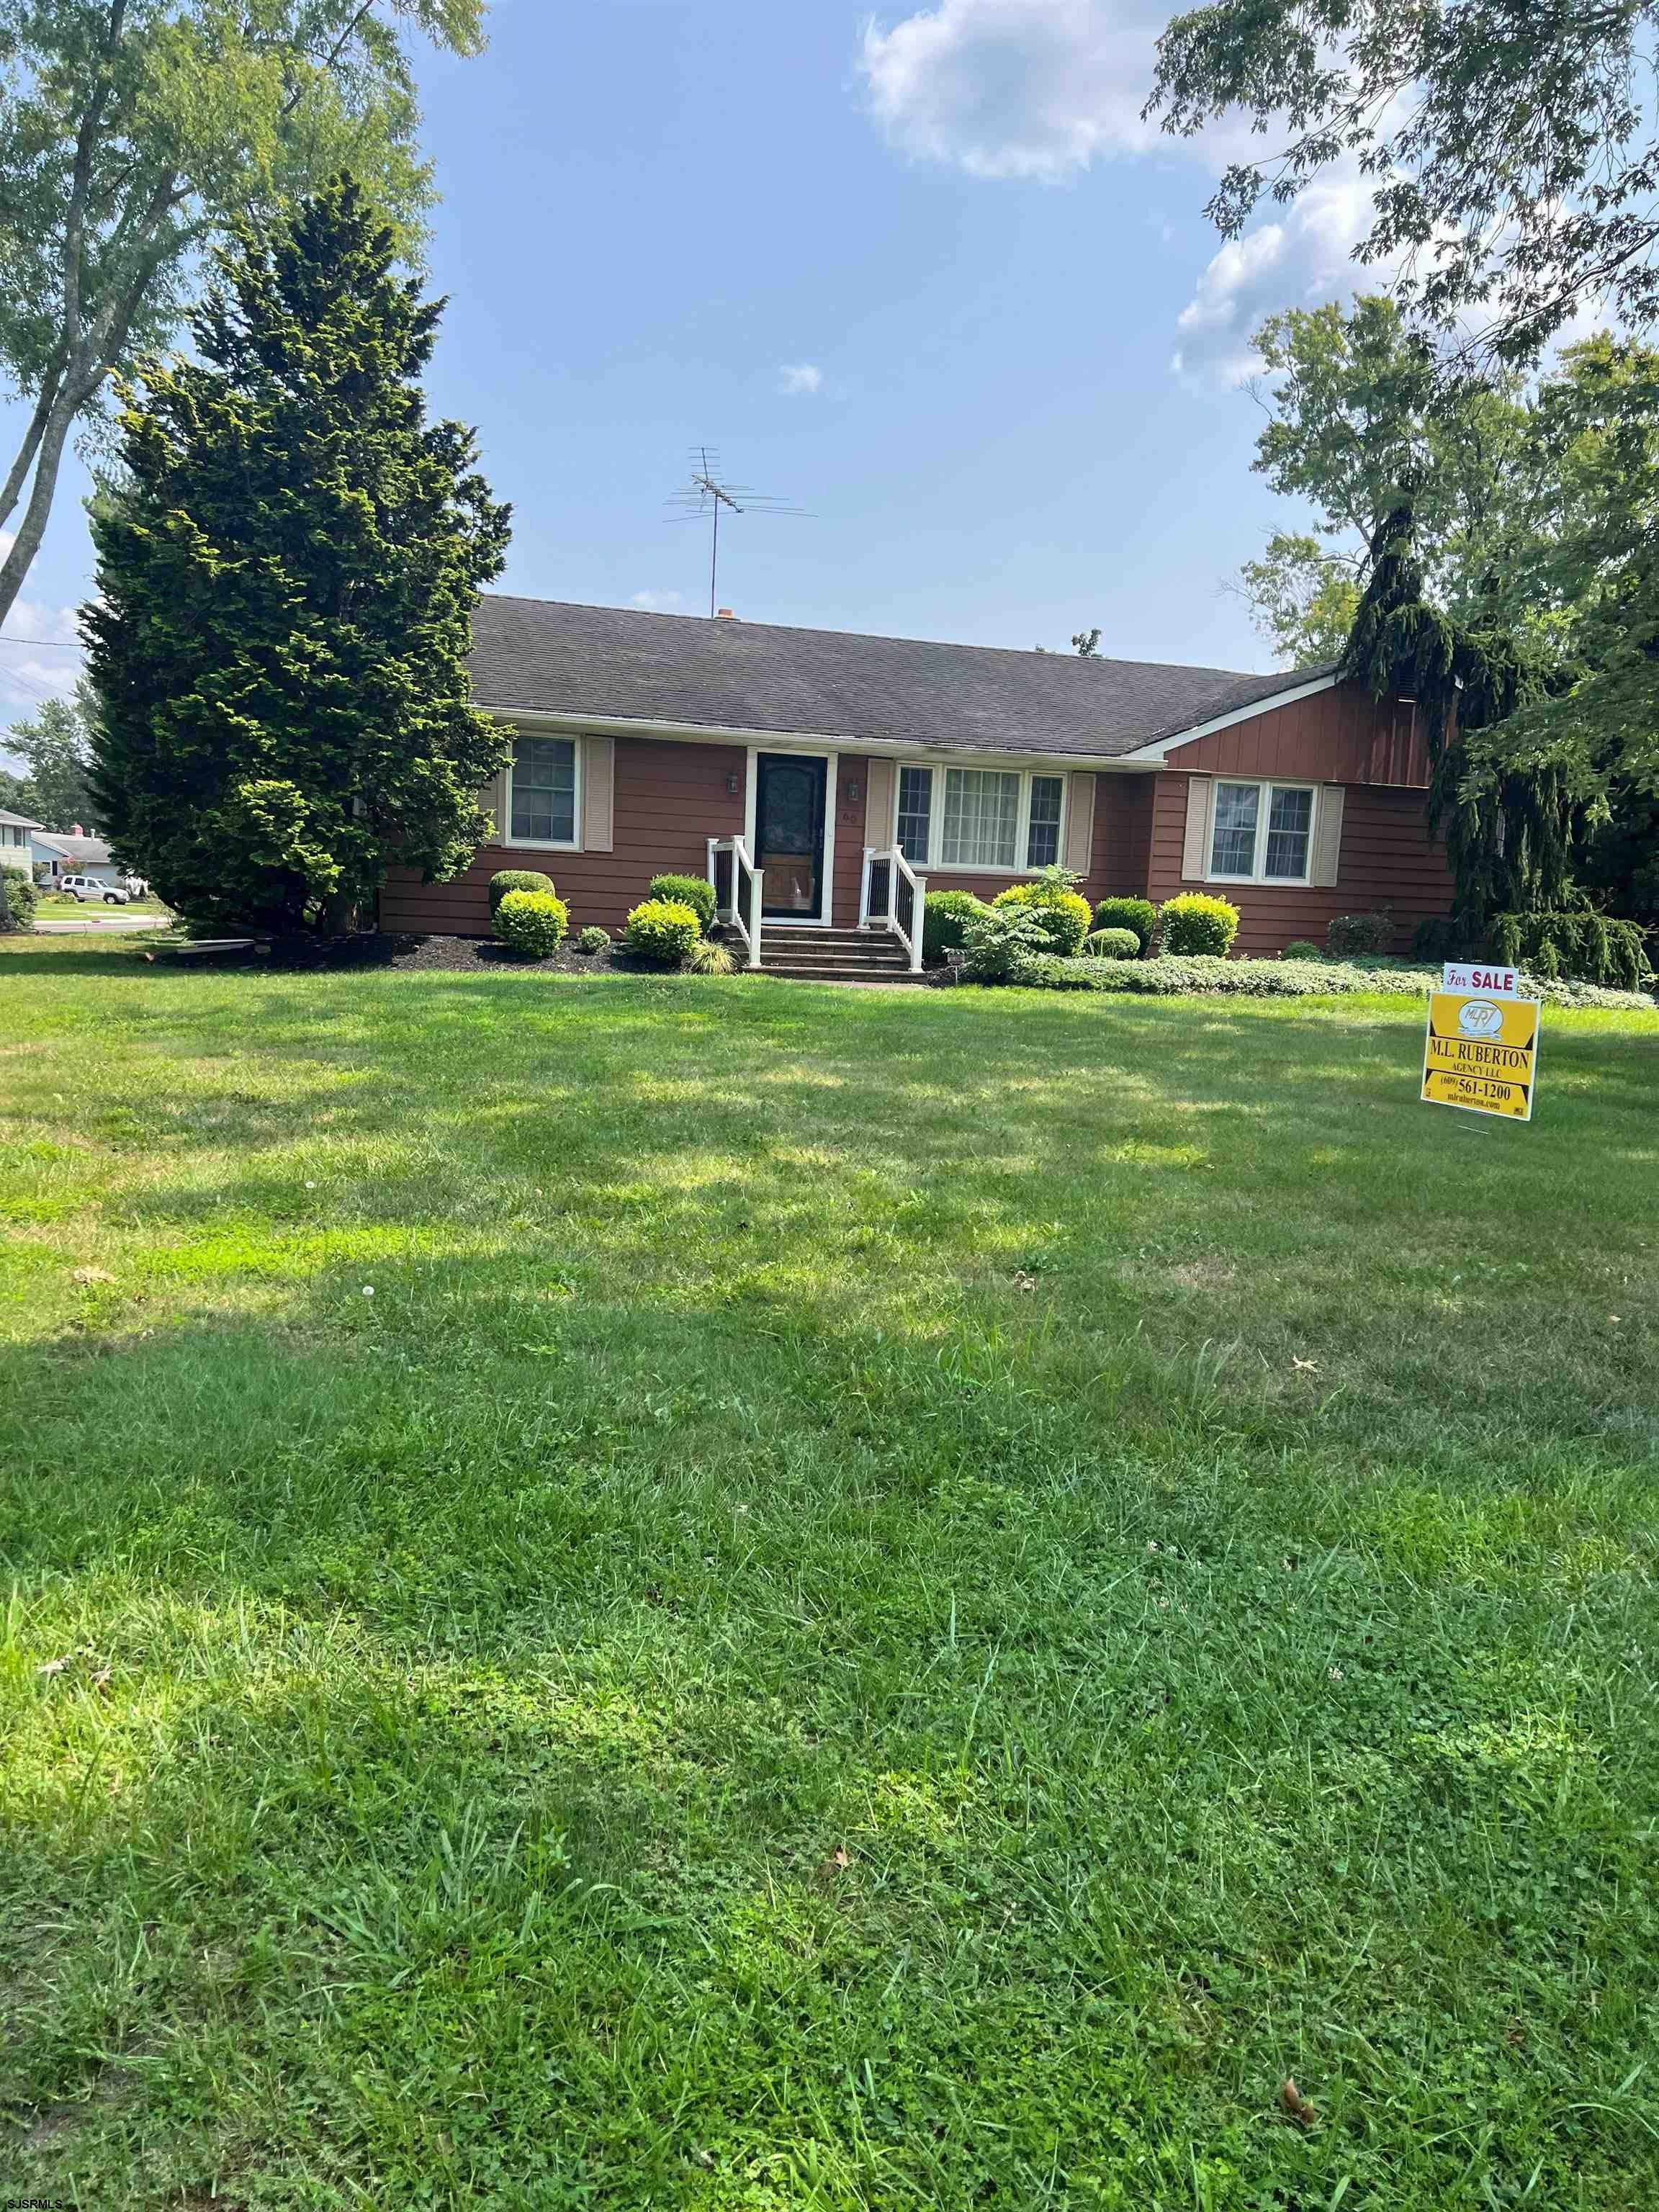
(778, 361), (823, 396)
(0, 572), (84, 716)
(856, 4), (1408, 386)
(860, 0), (1170, 182)
(1171, 171), (1391, 389)
(631, 589), (683, 613)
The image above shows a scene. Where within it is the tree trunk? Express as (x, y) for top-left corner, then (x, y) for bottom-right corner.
(0, 377), (89, 629)
(0, 366), (65, 541)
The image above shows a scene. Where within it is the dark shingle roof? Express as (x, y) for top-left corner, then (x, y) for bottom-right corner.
(469, 597), (1325, 761)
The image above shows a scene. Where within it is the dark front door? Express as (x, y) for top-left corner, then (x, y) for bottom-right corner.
(755, 752), (827, 920)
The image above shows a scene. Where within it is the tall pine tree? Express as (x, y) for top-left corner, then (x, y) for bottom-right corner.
(86, 176), (511, 935)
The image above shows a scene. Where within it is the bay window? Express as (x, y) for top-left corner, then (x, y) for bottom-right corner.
(893, 765), (1066, 873)
(508, 735), (577, 847)
(1208, 779), (1315, 883)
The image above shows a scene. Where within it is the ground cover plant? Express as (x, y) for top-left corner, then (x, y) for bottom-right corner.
(1016, 952), (1655, 1008)
(2, 934), (1658, 2208)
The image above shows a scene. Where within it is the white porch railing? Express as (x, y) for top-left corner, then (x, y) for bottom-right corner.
(858, 845), (927, 973)
(706, 835), (764, 969)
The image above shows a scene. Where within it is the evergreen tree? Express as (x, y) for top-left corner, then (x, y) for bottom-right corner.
(86, 174), (511, 934)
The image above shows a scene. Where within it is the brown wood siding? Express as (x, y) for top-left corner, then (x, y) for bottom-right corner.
(379, 734), (746, 935)
(1096, 773), (1154, 895)
(830, 755), (875, 926)
(1164, 682), (1431, 786)
(1147, 774), (1454, 955)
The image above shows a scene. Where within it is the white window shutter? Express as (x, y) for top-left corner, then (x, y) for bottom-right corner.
(1063, 772), (1095, 875)
(866, 759), (895, 847)
(582, 735), (614, 853)
(1180, 776), (1213, 881)
(1310, 782), (1344, 886)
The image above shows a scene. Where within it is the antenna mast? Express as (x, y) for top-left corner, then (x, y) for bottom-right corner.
(667, 447), (807, 616)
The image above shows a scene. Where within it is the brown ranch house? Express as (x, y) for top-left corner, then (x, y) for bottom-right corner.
(381, 598), (1453, 979)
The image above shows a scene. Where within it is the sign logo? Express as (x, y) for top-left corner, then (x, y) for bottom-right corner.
(1421, 989), (1540, 1120)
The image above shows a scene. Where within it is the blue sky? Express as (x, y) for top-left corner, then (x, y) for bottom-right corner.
(0, 0), (1389, 735)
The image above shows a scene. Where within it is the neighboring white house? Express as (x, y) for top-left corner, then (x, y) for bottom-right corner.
(1, 805), (41, 872)
(30, 828), (121, 886)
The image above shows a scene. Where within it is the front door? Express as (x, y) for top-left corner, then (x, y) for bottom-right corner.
(755, 752), (827, 920)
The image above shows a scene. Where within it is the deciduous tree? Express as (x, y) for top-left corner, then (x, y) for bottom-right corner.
(0, 0), (485, 627)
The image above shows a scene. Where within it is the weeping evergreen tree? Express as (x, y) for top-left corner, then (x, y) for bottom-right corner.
(1340, 506), (1581, 933)
(86, 176), (512, 935)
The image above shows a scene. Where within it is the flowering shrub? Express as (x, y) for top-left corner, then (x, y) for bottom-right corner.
(494, 889), (569, 958)
(625, 898), (702, 965)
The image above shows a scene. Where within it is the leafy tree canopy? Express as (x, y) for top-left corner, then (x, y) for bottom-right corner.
(1, 688), (99, 830)
(1148, 0), (1659, 360)
(86, 173), (511, 935)
(1236, 531), (1360, 665)
(0, 0), (486, 629)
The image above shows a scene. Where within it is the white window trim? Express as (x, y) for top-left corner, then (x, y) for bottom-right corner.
(1206, 778), (1317, 886)
(890, 763), (1068, 876)
(504, 733), (583, 853)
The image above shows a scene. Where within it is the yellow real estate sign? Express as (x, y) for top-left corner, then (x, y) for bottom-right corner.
(1421, 990), (1540, 1120)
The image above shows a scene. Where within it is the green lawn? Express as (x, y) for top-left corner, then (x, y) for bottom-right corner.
(3, 936), (1657, 2210)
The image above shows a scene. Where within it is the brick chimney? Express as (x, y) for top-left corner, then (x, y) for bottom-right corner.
(71, 822), (84, 835)
(715, 608), (737, 620)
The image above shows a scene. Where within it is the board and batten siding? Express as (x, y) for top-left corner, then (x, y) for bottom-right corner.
(1147, 773), (1455, 955)
(1163, 680), (1431, 786)
(378, 732), (747, 936)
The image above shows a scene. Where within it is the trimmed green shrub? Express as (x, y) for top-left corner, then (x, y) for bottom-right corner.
(1084, 926), (1141, 959)
(647, 873), (716, 932)
(1326, 909), (1395, 956)
(1487, 909), (1651, 991)
(576, 925), (611, 954)
(489, 868), (554, 917)
(1, 869), (37, 931)
(1015, 953), (1652, 1009)
(992, 878), (1092, 956)
(1282, 940), (1323, 960)
(625, 898), (702, 966)
(494, 889), (569, 958)
(961, 904), (1054, 984)
(923, 888), (989, 959)
(1159, 892), (1239, 957)
(1092, 896), (1156, 953)
(1411, 914), (1466, 963)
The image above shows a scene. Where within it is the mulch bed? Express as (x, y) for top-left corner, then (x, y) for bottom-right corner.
(260, 931), (648, 975)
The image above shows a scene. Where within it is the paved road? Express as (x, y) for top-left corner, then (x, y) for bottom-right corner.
(32, 912), (172, 935)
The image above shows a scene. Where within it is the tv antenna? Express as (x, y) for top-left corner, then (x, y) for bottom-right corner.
(667, 446), (808, 617)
